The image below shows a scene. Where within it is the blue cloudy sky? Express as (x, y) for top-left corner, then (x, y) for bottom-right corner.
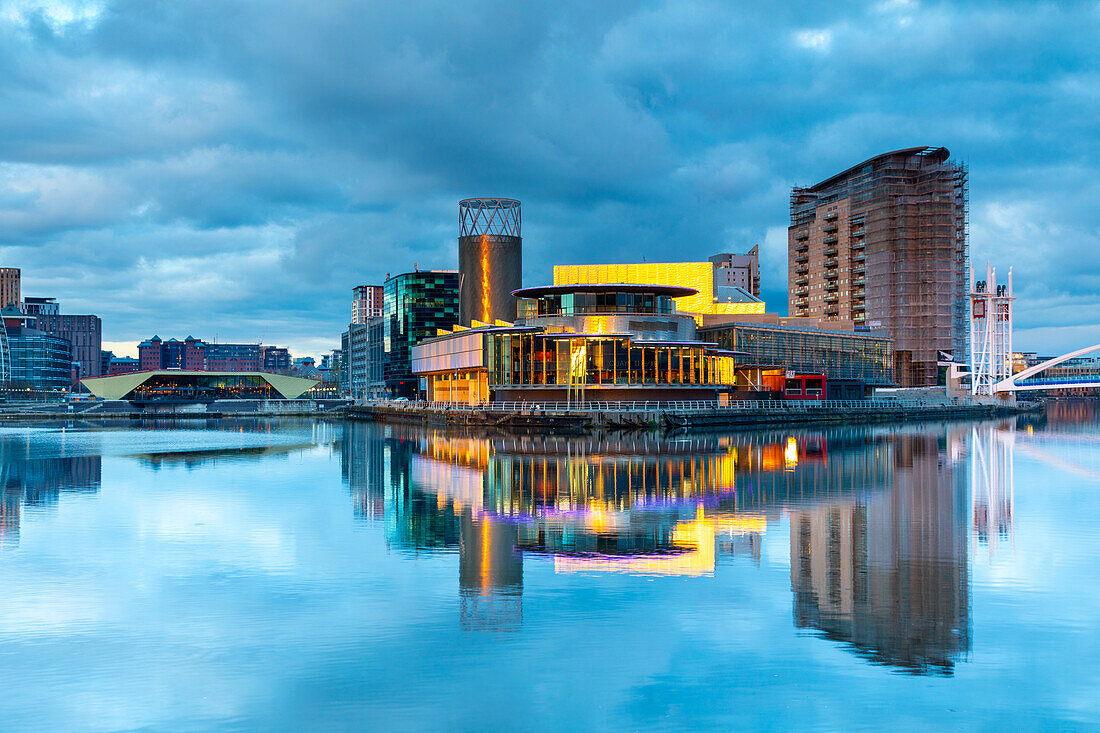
(1, 0), (1098, 358)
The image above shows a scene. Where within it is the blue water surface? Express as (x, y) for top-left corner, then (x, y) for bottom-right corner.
(0, 405), (1098, 731)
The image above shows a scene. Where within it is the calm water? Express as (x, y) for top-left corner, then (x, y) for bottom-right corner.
(1, 405), (1099, 730)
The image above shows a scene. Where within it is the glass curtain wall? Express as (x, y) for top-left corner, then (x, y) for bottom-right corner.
(487, 334), (735, 389)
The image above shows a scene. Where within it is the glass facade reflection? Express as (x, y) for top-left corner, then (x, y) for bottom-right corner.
(341, 420), (988, 674)
(486, 334), (736, 388)
(701, 321), (894, 385)
(125, 374), (284, 400)
(7, 329), (72, 391)
(383, 270), (460, 399)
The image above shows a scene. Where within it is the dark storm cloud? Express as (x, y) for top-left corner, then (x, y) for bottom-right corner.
(1, 0), (1098, 356)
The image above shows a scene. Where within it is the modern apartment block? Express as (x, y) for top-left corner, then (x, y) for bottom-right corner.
(342, 322), (368, 399)
(788, 147), (968, 387)
(34, 312), (103, 378)
(0, 268), (20, 309)
(710, 246), (760, 298)
(1, 305), (71, 391)
(352, 285), (384, 325)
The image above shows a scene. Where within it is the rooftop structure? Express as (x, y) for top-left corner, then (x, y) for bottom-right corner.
(553, 256), (765, 319)
(710, 246), (761, 298)
(20, 297), (59, 317)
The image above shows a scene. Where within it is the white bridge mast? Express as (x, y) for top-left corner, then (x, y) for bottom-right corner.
(969, 263), (1014, 396)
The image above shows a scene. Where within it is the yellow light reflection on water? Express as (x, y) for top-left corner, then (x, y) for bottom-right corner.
(784, 436), (798, 471)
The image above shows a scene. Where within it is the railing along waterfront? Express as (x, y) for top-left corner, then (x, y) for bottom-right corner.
(366, 398), (959, 413)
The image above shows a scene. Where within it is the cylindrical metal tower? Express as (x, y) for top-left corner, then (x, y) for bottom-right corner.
(459, 198), (522, 326)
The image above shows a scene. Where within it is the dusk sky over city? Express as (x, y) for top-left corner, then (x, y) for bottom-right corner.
(2, 0), (1098, 358)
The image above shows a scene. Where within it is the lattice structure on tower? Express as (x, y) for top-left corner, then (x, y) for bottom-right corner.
(459, 198), (521, 238)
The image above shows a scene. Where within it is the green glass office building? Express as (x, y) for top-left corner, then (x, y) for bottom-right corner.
(383, 270), (460, 399)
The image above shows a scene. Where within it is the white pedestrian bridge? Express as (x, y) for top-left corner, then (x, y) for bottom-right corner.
(994, 344), (1100, 392)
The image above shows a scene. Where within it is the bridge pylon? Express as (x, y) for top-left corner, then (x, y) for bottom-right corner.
(969, 263), (1014, 396)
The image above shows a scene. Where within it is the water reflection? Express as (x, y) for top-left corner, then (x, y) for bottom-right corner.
(0, 431), (101, 550)
(790, 429), (971, 675)
(338, 421), (1020, 670)
(133, 442), (315, 470)
(338, 420), (1046, 675)
(12, 413), (1100, 727)
(971, 425), (1015, 556)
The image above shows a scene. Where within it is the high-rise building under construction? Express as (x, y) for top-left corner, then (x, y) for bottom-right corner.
(788, 147), (968, 387)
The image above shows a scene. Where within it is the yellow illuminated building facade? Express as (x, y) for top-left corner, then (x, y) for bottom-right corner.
(554, 262), (766, 317)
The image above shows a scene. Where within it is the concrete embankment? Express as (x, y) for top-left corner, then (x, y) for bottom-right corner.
(346, 401), (1034, 434)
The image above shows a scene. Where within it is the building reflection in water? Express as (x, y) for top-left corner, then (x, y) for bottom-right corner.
(0, 433), (102, 550)
(132, 443), (315, 470)
(342, 422), (892, 630)
(339, 421), (1016, 669)
(790, 427), (976, 675)
(971, 425), (1014, 556)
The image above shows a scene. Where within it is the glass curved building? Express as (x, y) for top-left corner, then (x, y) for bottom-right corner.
(412, 283), (746, 403)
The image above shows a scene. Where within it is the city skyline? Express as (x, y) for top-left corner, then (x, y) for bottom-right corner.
(2, 2), (1099, 359)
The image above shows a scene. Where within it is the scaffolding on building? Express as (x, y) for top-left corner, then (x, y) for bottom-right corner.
(788, 147), (969, 387)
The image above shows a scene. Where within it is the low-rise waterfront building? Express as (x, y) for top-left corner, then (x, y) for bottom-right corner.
(412, 283), (747, 403)
(262, 346), (291, 373)
(698, 314), (894, 399)
(136, 335), (289, 373)
(107, 356), (140, 375)
(81, 370), (318, 402)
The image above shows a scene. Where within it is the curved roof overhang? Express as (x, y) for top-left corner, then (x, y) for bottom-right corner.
(513, 283), (698, 298)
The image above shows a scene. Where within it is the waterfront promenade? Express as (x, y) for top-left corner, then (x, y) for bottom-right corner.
(349, 398), (1030, 433)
